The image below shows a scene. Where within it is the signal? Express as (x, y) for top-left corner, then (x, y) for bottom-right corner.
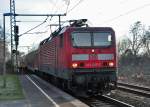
(14, 25), (19, 46)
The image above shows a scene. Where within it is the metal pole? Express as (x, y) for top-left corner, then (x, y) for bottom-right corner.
(3, 14), (6, 88)
(12, 0), (18, 72)
(10, 0), (16, 72)
(10, 0), (13, 71)
(59, 15), (61, 30)
(14, 13), (66, 16)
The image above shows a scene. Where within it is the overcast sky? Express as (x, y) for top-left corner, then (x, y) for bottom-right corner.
(1, 0), (150, 53)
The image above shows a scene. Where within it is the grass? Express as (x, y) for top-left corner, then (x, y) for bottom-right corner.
(0, 74), (24, 101)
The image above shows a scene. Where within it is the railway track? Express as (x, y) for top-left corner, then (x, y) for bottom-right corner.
(117, 82), (150, 97)
(79, 95), (134, 107)
(29, 73), (134, 107)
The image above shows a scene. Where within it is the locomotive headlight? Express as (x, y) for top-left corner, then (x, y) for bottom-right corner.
(109, 62), (114, 67)
(72, 63), (78, 68)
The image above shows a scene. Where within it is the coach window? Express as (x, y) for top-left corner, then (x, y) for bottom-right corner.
(60, 34), (63, 47)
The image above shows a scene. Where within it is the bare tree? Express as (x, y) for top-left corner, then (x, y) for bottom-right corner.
(143, 28), (150, 56)
(118, 37), (131, 56)
(129, 21), (146, 57)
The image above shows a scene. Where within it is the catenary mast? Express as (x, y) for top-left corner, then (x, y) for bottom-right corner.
(10, 0), (18, 71)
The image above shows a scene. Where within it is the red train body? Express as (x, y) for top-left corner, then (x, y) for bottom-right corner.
(26, 21), (117, 95)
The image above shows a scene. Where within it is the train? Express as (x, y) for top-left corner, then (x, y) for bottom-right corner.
(25, 19), (117, 95)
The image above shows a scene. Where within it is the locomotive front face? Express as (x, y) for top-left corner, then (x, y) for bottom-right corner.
(68, 28), (117, 92)
(70, 29), (116, 69)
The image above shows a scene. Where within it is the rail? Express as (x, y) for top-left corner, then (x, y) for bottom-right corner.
(117, 82), (150, 97)
(79, 95), (134, 107)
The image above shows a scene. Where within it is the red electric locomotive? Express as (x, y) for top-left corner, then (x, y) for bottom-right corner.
(27, 19), (117, 95)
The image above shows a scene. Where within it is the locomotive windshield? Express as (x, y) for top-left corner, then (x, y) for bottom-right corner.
(72, 33), (91, 46)
(72, 32), (112, 47)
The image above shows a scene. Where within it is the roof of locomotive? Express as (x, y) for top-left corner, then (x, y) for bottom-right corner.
(60, 26), (115, 33)
(39, 26), (115, 46)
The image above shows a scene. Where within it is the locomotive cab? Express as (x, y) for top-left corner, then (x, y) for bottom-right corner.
(66, 27), (117, 94)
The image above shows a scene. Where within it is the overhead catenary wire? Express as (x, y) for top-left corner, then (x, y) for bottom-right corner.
(16, 20), (44, 23)
(65, 0), (70, 14)
(46, 0), (83, 33)
(100, 3), (150, 25)
(47, 0), (62, 33)
(19, 16), (49, 37)
(52, 0), (70, 30)
(56, 0), (84, 29)
(67, 0), (84, 13)
(20, 31), (48, 35)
